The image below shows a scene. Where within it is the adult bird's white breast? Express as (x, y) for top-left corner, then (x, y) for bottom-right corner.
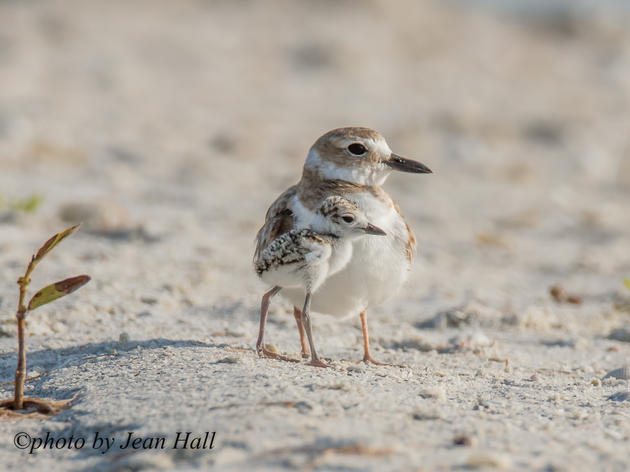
(280, 190), (413, 318)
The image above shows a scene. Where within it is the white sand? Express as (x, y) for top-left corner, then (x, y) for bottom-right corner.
(1, 1), (629, 470)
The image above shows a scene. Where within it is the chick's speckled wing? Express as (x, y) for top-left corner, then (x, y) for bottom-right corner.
(255, 229), (326, 276)
(254, 185), (297, 262)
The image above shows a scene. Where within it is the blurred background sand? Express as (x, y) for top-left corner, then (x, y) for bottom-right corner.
(1, 1), (629, 470)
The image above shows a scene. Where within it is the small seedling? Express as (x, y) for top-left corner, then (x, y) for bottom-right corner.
(0, 225), (90, 418)
(0, 193), (44, 214)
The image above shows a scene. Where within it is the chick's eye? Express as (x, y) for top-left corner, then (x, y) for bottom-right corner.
(348, 143), (367, 155)
(342, 215), (355, 223)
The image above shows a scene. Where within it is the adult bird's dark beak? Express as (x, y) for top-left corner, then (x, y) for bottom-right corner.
(364, 223), (386, 236)
(387, 153), (432, 174)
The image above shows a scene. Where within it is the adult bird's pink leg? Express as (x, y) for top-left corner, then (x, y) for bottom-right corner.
(360, 310), (387, 365)
(256, 286), (298, 362)
(293, 306), (310, 358)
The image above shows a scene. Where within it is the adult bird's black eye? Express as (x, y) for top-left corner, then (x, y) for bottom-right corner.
(342, 215), (354, 223)
(348, 143), (367, 155)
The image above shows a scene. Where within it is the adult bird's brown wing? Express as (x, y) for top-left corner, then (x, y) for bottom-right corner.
(253, 185), (298, 262)
(391, 197), (416, 263)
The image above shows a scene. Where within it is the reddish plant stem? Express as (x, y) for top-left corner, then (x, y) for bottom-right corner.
(14, 312), (26, 410)
(14, 266), (32, 410)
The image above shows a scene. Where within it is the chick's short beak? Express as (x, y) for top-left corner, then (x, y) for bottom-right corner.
(364, 223), (386, 236)
(386, 153), (432, 174)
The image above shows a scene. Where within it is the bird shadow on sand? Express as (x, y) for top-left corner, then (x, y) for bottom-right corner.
(0, 338), (219, 388)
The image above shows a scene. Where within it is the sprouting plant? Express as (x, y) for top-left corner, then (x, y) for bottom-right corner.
(0, 224), (90, 417)
(616, 279), (630, 314)
(0, 194), (44, 214)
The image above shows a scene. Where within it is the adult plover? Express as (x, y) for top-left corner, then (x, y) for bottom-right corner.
(254, 127), (431, 364)
(255, 196), (385, 367)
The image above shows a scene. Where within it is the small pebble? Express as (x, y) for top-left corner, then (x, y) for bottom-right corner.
(549, 285), (583, 305)
(118, 332), (130, 344)
(591, 378), (601, 387)
(264, 343), (279, 354)
(529, 374), (539, 382)
(453, 434), (475, 447)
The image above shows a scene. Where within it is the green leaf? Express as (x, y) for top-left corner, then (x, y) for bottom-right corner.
(27, 275), (91, 311)
(624, 279), (630, 291)
(34, 224), (81, 264)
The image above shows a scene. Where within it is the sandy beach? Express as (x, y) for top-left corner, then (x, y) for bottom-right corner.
(1, 1), (629, 470)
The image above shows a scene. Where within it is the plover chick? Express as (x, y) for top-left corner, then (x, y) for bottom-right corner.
(255, 196), (386, 367)
(255, 127), (431, 364)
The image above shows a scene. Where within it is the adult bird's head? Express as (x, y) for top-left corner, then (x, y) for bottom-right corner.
(304, 127), (432, 186)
